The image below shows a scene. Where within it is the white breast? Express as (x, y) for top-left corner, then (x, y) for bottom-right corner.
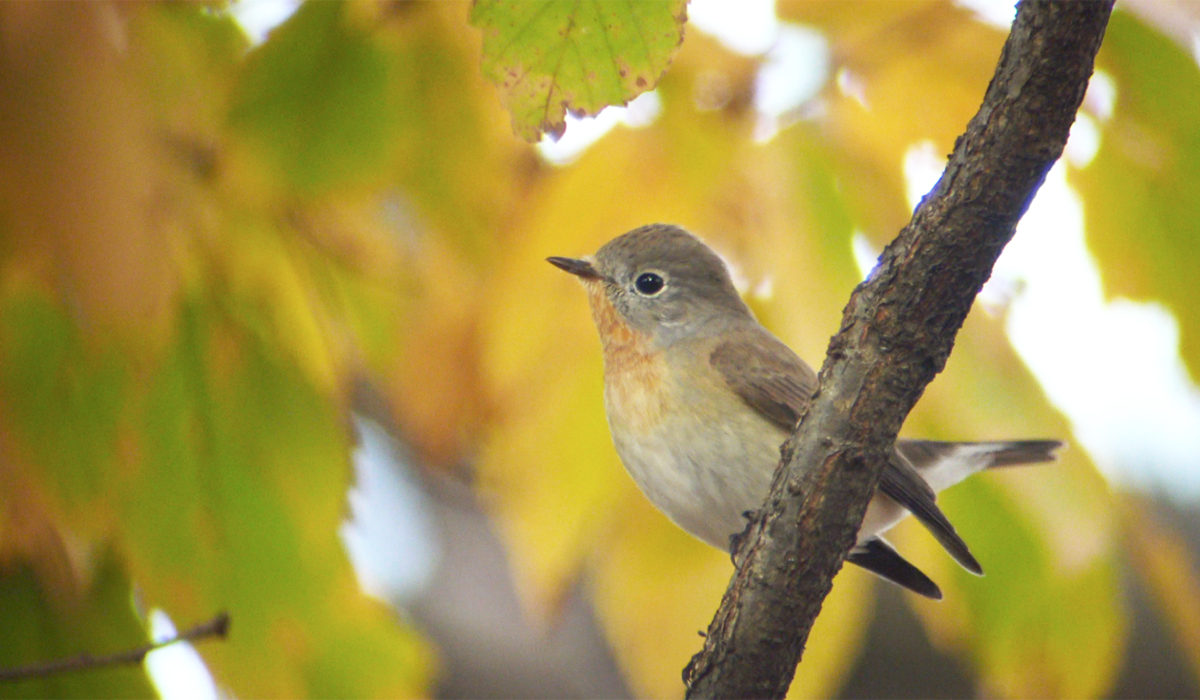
(600, 345), (969, 552)
(605, 376), (786, 551)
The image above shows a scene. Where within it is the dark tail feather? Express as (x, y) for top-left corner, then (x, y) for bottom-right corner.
(848, 537), (943, 600)
(983, 439), (1065, 468)
(897, 439), (1065, 471)
(886, 439), (1064, 577)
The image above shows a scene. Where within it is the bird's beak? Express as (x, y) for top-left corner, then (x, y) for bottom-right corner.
(547, 256), (602, 280)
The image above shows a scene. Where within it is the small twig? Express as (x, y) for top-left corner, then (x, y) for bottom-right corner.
(0, 611), (230, 684)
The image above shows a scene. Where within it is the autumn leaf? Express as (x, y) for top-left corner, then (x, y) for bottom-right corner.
(471, 0), (688, 141)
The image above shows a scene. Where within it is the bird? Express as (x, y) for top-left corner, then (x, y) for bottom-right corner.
(548, 223), (1062, 599)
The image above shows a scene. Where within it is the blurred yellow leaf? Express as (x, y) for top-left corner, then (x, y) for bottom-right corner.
(386, 232), (486, 467)
(373, 1), (530, 464)
(229, 2), (398, 194)
(782, 1), (1006, 239)
(372, 1), (527, 261)
(477, 354), (630, 618)
(217, 216), (339, 394)
(588, 500), (732, 699)
(588, 480), (875, 700)
(0, 4), (437, 696)
(777, 0), (942, 38)
(738, 123), (862, 364)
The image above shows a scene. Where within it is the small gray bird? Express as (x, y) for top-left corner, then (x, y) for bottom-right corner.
(549, 223), (1061, 599)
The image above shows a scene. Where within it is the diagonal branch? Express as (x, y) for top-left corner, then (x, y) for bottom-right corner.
(683, 1), (1114, 697)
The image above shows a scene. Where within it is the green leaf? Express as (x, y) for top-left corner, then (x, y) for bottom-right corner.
(120, 300), (433, 697)
(0, 292), (126, 518)
(0, 553), (156, 700)
(0, 286), (433, 697)
(229, 2), (396, 193)
(470, 0), (687, 141)
(377, 2), (526, 261)
(1071, 10), (1200, 379)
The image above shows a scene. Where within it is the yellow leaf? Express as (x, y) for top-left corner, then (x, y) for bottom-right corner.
(782, 1), (1006, 238)
(218, 217), (339, 395)
(387, 234), (485, 467)
(477, 352), (631, 617)
(588, 499), (732, 699)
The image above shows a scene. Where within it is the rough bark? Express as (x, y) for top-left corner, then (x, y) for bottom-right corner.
(682, 1), (1114, 697)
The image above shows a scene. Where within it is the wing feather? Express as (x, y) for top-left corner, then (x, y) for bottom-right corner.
(710, 328), (984, 575)
(709, 328), (816, 432)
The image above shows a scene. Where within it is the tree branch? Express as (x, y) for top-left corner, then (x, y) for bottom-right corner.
(683, 1), (1113, 697)
(0, 611), (230, 684)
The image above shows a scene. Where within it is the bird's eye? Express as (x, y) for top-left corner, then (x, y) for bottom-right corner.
(634, 271), (666, 296)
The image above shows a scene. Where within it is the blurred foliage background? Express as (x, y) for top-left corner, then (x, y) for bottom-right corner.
(1, 1), (1199, 698)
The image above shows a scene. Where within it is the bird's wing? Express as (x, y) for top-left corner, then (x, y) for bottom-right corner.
(708, 328), (817, 431)
(710, 327), (984, 575)
(879, 452), (982, 574)
(848, 537), (942, 599)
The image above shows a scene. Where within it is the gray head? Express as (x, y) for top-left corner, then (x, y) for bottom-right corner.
(548, 224), (754, 345)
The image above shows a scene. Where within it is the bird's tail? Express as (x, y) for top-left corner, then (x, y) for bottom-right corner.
(896, 439), (1064, 493)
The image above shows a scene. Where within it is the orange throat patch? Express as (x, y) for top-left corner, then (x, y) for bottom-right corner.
(584, 282), (668, 433)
